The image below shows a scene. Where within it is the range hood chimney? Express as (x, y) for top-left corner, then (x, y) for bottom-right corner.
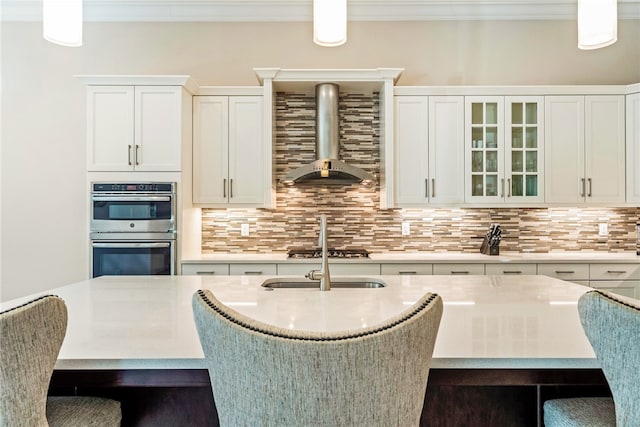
(281, 83), (376, 186)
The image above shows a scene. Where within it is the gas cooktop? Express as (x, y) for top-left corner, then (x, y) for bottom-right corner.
(287, 248), (370, 259)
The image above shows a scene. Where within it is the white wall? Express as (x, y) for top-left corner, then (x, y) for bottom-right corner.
(1, 20), (639, 301)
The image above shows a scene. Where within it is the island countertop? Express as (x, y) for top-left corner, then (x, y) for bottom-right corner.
(0, 275), (597, 371)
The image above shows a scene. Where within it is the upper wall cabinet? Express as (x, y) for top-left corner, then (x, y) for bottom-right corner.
(627, 92), (640, 204)
(393, 96), (465, 206)
(87, 86), (189, 172)
(545, 95), (625, 205)
(193, 95), (267, 206)
(464, 96), (544, 204)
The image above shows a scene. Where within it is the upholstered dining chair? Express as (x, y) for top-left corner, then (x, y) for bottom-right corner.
(192, 289), (443, 427)
(0, 295), (122, 427)
(543, 290), (640, 426)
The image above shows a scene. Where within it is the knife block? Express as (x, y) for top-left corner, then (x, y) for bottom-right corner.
(480, 236), (500, 256)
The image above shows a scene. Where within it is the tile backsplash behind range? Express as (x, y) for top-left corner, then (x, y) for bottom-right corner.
(201, 91), (639, 254)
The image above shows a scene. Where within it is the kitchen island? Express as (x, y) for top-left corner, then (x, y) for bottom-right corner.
(1, 275), (608, 426)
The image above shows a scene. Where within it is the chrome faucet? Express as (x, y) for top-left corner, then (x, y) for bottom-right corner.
(305, 215), (331, 291)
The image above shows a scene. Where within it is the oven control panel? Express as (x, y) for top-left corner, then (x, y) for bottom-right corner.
(92, 183), (175, 193)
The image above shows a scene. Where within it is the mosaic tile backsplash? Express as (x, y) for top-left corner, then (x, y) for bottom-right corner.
(201, 91), (640, 254)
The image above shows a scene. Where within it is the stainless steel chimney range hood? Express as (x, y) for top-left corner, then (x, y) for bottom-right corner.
(280, 83), (376, 187)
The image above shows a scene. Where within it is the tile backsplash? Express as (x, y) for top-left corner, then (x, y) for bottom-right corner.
(201, 91), (639, 254)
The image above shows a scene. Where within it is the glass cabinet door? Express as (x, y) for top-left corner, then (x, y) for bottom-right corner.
(505, 97), (544, 203)
(465, 97), (504, 203)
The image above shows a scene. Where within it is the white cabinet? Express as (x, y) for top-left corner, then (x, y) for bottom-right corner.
(87, 86), (185, 172)
(545, 95), (625, 204)
(229, 264), (277, 276)
(193, 96), (266, 206)
(380, 263), (433, 275)
(485, 264), (537, 275)
(393, 96), (464, 206)
(277, 263), (381, 276)
(626, 92), (640, 204)
(465, 96), (544, 204)
(537, 263), (590, 285)
(433, 264), (485, 275)
(589, 263), (640, 299)
(181, 263), (230, 276)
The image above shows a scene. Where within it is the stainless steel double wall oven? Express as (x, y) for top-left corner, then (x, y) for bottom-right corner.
(90, 182), (176, 277)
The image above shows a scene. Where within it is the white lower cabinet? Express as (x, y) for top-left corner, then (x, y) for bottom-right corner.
(433, 264), (485, 275)
(485, 264), (536, 275)
(277, 263), (381, 276)
(380, 264), (433, 275)
(536, 263), (590, 284)
(589, 280), (639, 299)
(229, 264), (277, 276)
(181, 264), (230, 276)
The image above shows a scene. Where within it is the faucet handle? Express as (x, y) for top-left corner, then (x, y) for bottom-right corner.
(306, 270), (321, 280)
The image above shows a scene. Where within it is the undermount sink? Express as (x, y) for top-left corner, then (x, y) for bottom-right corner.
(261, 277), (387, 289)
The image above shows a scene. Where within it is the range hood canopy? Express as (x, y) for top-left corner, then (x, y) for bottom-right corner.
(281, 82), (376, 186)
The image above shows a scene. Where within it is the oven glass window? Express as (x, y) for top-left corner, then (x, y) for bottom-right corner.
(93, 244), (172, 277)
(93, 200), (172, 221)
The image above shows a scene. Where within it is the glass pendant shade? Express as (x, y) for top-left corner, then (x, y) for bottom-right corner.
(313, 0), (347, 47)
(578, 0), (617, 49)
(43, 0), (83, 47)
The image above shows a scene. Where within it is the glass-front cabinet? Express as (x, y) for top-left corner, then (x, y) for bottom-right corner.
(465, 96), (544, 204)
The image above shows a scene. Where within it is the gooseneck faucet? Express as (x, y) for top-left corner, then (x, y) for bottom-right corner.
(305, 215), (331, 291)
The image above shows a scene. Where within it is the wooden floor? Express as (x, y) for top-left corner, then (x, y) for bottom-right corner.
(50, 368), (611, 427)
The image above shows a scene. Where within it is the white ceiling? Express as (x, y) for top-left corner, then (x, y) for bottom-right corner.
(2, 0), (639, 22)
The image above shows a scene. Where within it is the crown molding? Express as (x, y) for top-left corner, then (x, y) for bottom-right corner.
(2, 0), (639, 22)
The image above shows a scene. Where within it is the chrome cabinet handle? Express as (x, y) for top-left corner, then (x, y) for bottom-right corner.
(588, 178), (592, 197)
(128, 145), (133, 166)
(135, 145), (140, 166)
(555, 270), (576, 274)
(425, 179), (429, 198)
(451, 271), (469, 275)
(580, 178), (585, 197)
(196, 271), (216, 275)
(501, 179), (505, 197)
(230, 179), (234, 198)
(607, 270), (627, 274)
(398, 271), (417, 275)
(244, 271), (263, 275)
(507, 178), (511, 197)
(223, 179), (227, 198)
(432, 178), (436, 198)
(503, 270), (522, 274)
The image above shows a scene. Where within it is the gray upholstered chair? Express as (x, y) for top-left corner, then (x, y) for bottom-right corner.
(0, 295), (122, 427)
(192, 289), (443, 427)
(544, 290), (640, 426)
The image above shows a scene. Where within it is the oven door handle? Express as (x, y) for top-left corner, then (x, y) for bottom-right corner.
(92, 242), (171, 248)
(92, 196), (172, 202)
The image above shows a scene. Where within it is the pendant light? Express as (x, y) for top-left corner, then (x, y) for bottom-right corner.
(43, 0), (83, 47)
(578, 0), (617, 49)
(313, 0), (347, 47)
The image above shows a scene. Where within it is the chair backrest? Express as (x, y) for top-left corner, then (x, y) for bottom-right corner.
(578, 290), (640, 426)
(0, 295), (67, 427)
(193, 289), (443, 427)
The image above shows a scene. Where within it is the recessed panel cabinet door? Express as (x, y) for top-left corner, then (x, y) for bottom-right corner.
(429, 96), (465, 205)
(87, 86), (135, 171)
(394, 96), (429, 205)
(134, 86), (183, 172)
(228, 96), (264, 205)
(544, 96), (585, 204)
(585, 95), (625, 204)
(193, 96), (229, 204)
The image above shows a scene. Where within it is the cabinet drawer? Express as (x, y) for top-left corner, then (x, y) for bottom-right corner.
(590, 264), (640, 281)
(485, 264), (537, 275)
(381, 263), (433, 275)
(537, 264), (589, 281)
(589, 280), (639, 299)
(433, 264), (485, 275)
(277, 263), (380, 276)
(229, 263), (277, 276)
(181, 263), (229, 276)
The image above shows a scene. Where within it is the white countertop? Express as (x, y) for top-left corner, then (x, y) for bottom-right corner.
(183, 251), (640, 264)
(0, 275), (598, 371)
